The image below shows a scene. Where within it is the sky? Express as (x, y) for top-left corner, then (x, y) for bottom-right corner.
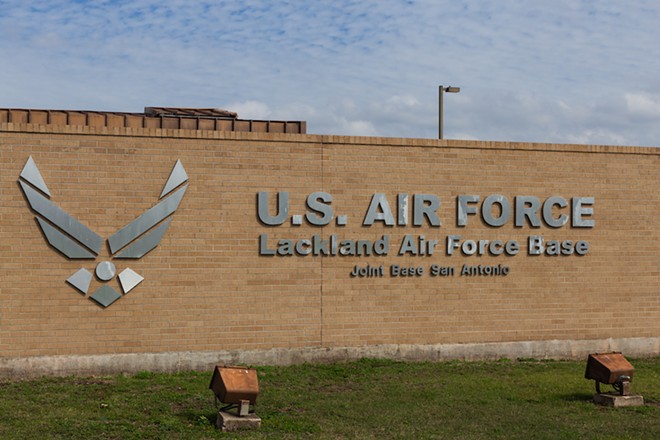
(2, 0), (660, 147)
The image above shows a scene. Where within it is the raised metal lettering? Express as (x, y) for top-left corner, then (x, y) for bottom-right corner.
(257, 191), (289, 226)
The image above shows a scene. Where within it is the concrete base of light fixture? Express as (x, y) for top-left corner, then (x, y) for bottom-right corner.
(215, 410), (261, 432)
(593, 393), (644, 408)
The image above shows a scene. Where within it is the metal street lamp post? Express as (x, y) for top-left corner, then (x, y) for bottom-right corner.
(439, 85), (460, 139)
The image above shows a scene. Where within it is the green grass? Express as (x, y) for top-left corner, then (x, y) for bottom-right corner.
(1, 357), (660, 439)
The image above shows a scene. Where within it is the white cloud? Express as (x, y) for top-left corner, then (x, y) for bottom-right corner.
(1, 1), (659, 146)
(565, 130), (627, 146)
(625, 93), (660, 118)
(387, 95), (420, 108)
(337, 119), (378, 137)
(227, 100), (272, 120)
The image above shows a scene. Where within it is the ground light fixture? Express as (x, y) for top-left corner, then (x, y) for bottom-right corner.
(439, 85), (460, 140)
(585, 352), (644, 407)
(209, 365), (261, 431)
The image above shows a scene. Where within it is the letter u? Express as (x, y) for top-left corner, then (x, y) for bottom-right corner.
(257, 191), (289, 225)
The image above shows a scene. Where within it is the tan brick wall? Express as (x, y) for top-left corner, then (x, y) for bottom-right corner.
(1, 123), (658, 360)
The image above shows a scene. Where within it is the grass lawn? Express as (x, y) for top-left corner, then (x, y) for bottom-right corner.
(1, 357), (659, 439)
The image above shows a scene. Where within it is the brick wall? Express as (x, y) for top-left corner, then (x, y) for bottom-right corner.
(0, 122), (658, 360)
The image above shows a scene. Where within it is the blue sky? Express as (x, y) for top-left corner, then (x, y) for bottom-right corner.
(2, 0), (660, 146)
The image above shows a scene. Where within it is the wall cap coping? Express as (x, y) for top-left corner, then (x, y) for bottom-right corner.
(1, 121), (658, 156)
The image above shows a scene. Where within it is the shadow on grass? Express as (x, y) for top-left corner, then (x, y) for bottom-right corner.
(560, 392), (594, 402)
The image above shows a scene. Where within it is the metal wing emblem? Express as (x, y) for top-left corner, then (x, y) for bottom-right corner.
(18, 157), (189, 307)
(18, 156), (103, 258)
(109, 160), (188, 258)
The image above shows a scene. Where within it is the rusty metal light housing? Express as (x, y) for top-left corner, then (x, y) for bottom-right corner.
(585, 352), (635, 395)
(209, 365), (259, 416)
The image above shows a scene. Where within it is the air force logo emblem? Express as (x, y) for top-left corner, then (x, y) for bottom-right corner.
(18, 156), (189, 307)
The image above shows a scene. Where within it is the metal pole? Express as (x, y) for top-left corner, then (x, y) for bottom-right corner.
(438, 85), (444, 140)
(439, 85), (460, 140)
